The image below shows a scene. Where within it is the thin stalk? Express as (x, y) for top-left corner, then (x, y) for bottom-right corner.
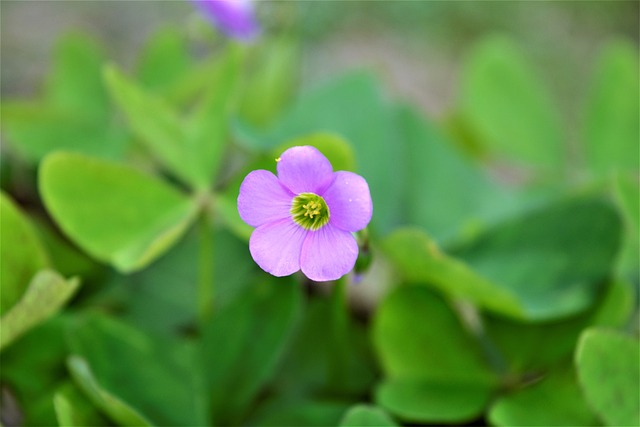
(197, 200), (214, 324)
(328, 276), (349, 391)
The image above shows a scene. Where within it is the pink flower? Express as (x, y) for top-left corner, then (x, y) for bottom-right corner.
(238, 146), (373, 282)
(191, 0), (260, 41)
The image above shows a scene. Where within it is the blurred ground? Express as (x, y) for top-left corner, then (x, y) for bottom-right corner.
(2, 1), (637, 123)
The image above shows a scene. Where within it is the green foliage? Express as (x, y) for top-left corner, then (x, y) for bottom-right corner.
(1, 317), (69, 426)
(1, 25), (635, 427)
(0, 192), (49, 315)
(239, 37), (300, 127)
(373, 286), (497, 422)
(2, 33), (128, 162)
(458, 35), (564, 172)
(39, 152), (198, 273)
(576, 328), (640, 426)
(339, 404), (397, 426)
(202, 276), (302, 425)
(614, 174), (640, 277)
(0, 270), (80, 351)
(118, 226), (255, 335)
(68, 315), (196, 426)
(583, 40), (640, 177)
(484, 279), (634, 375)
(66, 356), (153, 426)
(272, 294), (378, 398)
(247, 398), (351, 427)
(489, 368), (598, 426)
(53, 382), (110, 427)
(453, 195), (622, 320)
(376, 379), (494, 424)
(103, 64), (191, 184)
(135, 27), (190, 96)
(105, 45), (240, 189)
(381, 229), (525, 318)
(394, 105), (523, 243)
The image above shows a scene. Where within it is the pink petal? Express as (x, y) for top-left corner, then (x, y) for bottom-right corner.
(300, 224), (358, 282)
(249, 218), (307, 277)
(322, 171), (373, 232)
(238, 170), (294, 227)
(277, 146), (334, 195)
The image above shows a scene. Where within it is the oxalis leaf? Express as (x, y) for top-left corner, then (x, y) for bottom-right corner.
(185, 44), (241, 189)
(583, 39), (639, 177)
(67, 356), (152, 427)
(67, 313), (204, 426)
(489, 368), (598, 426)
(453, 195), (623, 320)
(484, 278), (634, 375)
(39, 152), (199, 273)
(0, 270), (79, 351)
(0, 192), (49, 315)
(373, 286), (497, 423)
(54, 382), (110, 427)
(459, 35), (564, 173)
(381, 228), (525, 318)
(575, 328), (640, 426)
(202, 275), (302, 425)
(339, 404), (398, 427)
(103, 64), (194, 186)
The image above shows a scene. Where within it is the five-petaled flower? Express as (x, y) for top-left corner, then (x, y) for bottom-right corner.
(237, 146), (373, 282)
(191, 0), (260, 41)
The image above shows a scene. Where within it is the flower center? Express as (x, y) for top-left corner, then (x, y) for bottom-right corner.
(291, 192), (330, 230)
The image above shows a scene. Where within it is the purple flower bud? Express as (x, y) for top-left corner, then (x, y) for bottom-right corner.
(237, 146), (373, 282)
(191, 0), (260, 41)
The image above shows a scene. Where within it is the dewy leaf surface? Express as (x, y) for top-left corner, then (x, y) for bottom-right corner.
(40, 152), (198, 273)
(0, 270), (80, 351)
(575, 328), (640, 426)
(0, 192), (49, 315)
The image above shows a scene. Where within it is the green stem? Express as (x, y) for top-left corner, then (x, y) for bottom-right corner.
(328, 277), (349, 391)
(197, 205), (214, 324)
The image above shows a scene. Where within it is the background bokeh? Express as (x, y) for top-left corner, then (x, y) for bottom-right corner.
(3, 1), (638, 115)
(1, 2), (638, 427)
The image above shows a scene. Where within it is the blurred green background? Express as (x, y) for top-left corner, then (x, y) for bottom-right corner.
(1, 2), (638, 427)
